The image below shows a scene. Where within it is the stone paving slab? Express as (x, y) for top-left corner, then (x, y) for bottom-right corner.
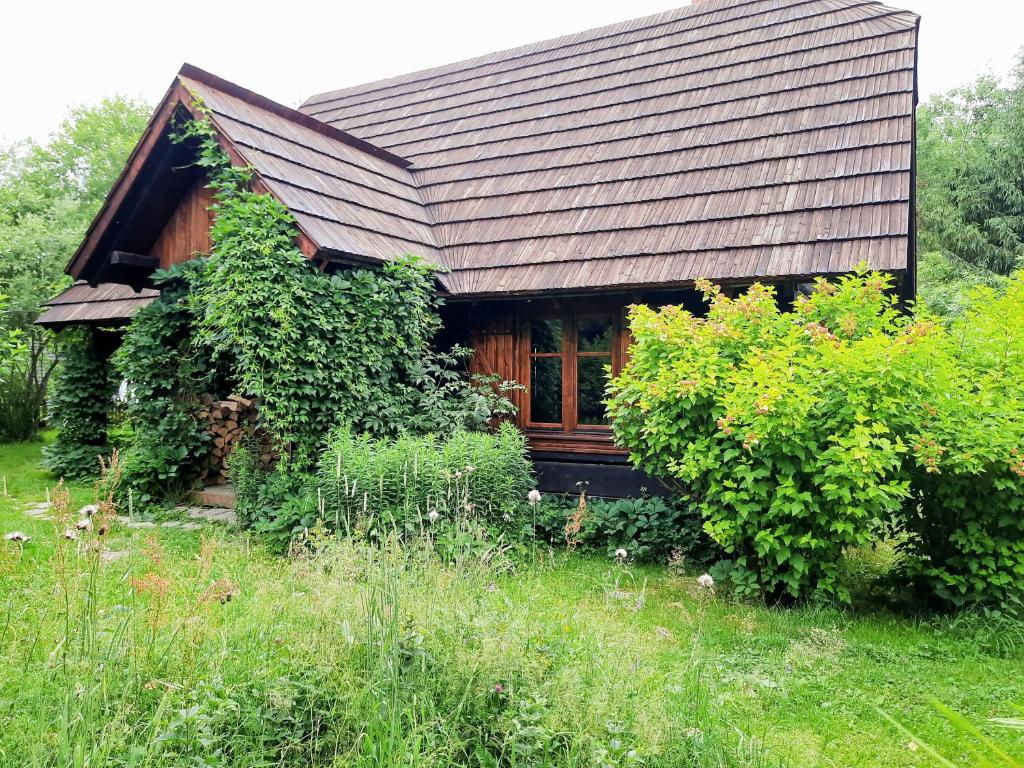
(20, 497), (236, 532)
(186, 506), (238, 525)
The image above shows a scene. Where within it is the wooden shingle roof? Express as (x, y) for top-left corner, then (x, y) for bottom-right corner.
(36, 282), (159, 328)
(178, 71), (443, 266)
(300, 0), (919, 295)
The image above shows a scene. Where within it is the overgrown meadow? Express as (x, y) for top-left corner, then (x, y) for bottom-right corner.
(2, 439), (1024, 767)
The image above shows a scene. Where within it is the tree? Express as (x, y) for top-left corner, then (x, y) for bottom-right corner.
(0, 96), (151, 327)
(0, 96), (150, 440)
(916, 54), (1024, 281)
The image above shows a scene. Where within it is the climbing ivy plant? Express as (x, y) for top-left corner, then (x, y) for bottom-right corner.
(171, 105), (503, 467)
(112, 261), (212, 501)
(43, 327), (116, 479)
(109, 102), (514, 503)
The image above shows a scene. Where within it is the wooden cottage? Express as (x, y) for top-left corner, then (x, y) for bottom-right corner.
(39, 0), (921, 494)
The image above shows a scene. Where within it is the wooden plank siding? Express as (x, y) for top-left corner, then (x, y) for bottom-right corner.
(151, 176), (214, 269)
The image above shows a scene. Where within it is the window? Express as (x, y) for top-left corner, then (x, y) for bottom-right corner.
(525, 311), (619, 432)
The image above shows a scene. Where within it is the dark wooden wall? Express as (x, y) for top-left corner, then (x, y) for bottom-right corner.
(151, 176), (214, 269)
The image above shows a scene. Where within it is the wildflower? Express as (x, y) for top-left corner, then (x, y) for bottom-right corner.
(454, 470), (463, 480)
(494, 683), (504, 694)
(697, 573), (714, 589)
(203, 578), (239, 605)
(614, 548), (628, 560)
(527, 489), (542, 505)
(62, 529), (78, 541)
(465, 464), (475, 474)
(4, 531), (30, 543)
(78, 504), (98, 518)
(464, 502), (476, 513)
(427, 510), (440, 523)
(75, 518), (92, 531)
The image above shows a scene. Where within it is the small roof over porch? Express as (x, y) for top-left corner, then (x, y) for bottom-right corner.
(35, 282), (158, 330)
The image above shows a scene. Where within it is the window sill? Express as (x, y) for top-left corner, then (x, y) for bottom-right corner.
(524, 429), (626, 455)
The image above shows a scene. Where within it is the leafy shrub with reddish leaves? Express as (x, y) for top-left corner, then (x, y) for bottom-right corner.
(608, 268), (1024, 605)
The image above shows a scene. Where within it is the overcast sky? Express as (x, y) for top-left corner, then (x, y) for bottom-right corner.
(2, 0), (1021, 145)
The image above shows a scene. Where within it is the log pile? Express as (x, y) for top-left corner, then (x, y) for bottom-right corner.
(197, 394), (276, 486)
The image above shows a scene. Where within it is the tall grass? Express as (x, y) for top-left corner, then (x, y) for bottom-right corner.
(0, 474), (778, 768)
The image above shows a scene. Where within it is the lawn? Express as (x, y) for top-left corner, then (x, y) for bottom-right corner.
(1, 435), (1022, 767)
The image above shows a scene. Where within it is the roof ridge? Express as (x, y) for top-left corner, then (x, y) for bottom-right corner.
(299, 0), (774, 111)
(176, 64), (413, 169)
(336, 16), (913, 139)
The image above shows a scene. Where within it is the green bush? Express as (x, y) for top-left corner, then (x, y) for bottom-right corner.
(534, 493), (719, 564)
(609, 268), (1024, 604)
(42, 327), (116, 479)
(899, 277), (1024, 605)
(229, 446), (316, 549)
(608, 272), (929, 601)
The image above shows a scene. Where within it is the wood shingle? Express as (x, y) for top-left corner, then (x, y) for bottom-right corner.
(298, 0), (918, 295)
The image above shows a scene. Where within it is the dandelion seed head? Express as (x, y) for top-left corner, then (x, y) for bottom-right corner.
(614, 548), (628, 560)
(527, 489), (542, 505)
(697, 573), (715, 589)
(427, 510), (440, 523)
(4, 531), (29, 543)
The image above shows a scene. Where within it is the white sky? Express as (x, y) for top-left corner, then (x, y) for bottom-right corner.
(1, 0), (1022, 145)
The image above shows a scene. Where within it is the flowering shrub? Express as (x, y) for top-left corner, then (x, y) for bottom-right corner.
(233, 423), (535, 548)
(609, 268), (1024, 604)
(899, 277), (1024, 605)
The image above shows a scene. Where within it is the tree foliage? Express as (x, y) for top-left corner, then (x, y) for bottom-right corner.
(0, 97), (150, 441)
(916, 54), (1024, 316)
(0, 96), (150, 327)
(0, 294), (23, 379)
(608, 269), (1024, 605)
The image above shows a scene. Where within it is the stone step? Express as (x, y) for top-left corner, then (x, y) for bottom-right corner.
(193, 484), (236, 509)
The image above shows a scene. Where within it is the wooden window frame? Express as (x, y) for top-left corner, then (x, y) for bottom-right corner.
(520, 308), (623, 435)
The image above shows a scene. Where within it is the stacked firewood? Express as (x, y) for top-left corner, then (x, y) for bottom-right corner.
(197, 394), (276, 486)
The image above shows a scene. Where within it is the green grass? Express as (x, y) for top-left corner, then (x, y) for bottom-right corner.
(1, 437), (1022, 767)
